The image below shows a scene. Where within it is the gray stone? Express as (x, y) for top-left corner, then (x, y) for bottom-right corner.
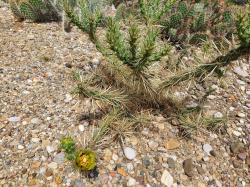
(54, 152), (65, 164)
(74, 179), (85, 187)
(167, 158), (175, 169)
(234, 67), (249, 77)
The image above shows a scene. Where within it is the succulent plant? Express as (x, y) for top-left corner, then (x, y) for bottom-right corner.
(60, 137), (76, 154)
(75, 149), (97, 171)
(161, 0), (234, 46)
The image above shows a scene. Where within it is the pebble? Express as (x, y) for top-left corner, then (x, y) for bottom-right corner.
(165, 139), (180, 150)
(213, 112), (223, 118)
(54, 152), (65, 164)
(233, 130), (241, 137)
(78, 125), (85, 132)
(64, 94), (72, 103)
(183, 159), (193, 177)
(148, 141), (159, 150)
(74, 179), (85, 187)
(18, 145), (24, 150)
(31, 137), (40, 143)
(46, 146), (55, 154)
(31, 118), (41, 124)
(237, 112), (246, 118)
(196, 166), (205, 175)
(233, 66), (249, 77)
(230, 142), (244, 154)
(124, 147), (136, 160)
(161, 170), (174, 187)
(48, 162), (58, 170)
(237, 153), (247, 160)
(203, 144), (213, 156)
(112, 153), (118, 161)
(127, 177), (136, 186)
(167, 158), (175, 169)
(8, 116), (20, 122)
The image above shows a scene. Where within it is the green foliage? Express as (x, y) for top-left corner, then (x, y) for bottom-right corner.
(60, 136), (76, 153)
(139, 0), (176, 24)
(236, 4), (250, 47)
(9, 0), (61, 22)
(161, 0), (234, 46)
(63, 0), (105, 42)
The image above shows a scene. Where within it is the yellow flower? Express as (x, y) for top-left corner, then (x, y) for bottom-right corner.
(75, 149), (96, 171)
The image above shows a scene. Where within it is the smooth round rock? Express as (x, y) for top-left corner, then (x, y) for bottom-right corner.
(124, 147), (136, 160)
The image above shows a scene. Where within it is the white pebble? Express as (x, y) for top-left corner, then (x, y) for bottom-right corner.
(124, 147), (137, 160)
(78, 125), (85, 132)
(46, 146), (55, 153)
(127, 177), (136, 186)
(18, 145), (24, 150)
(203, 144), (213, 155)
(161, 170), (174, 187)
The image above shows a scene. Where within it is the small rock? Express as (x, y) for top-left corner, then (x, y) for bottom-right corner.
(54, 152), (65, 164)
(31, 118), (41, 124)
(233, 66), (248, 77)
(65, 63), (72, 68)
(48, 162), (58, 170)
(233, 130), (241, 137)
(210, 150), (216, 157)
(196, 166), (205, 175)
(31, 161), (41, 169)
(165, 139), (180, 150)
(183, 159), (193, 177)
(237, 152), (247, 160)
(18, 145), (24, 150)
(117, 167), (128, 177)
(213, 112), (223, 118)
(46, 146), (55, 154)
(167, 158), (175, 169)
(112, 153), (118, 161)
(233, 160), (243, 168)
(74, 179), (85, 187)
(127, 177), (136, 186)
(203, 144), (213, 156)
(64, 94), (72, 103)
(215, 180), (222, 187)
(78, 125), (85, 132)
(148, 141), (159, 150)
(237, 112), (246, 118)
(230, 142), (244, 154)
(31, 137), (40, 143)
(124, 147), (136, 160)
(143, 157), (151, 167)
(161, 170), (174, 187)
(103, 149), (112, 161)
(92, 58), (100, 65)
(196, 181), (207, 187)
(8, 116), (20, 122)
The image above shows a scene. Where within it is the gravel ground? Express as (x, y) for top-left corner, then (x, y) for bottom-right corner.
(0, 2), (249, 187)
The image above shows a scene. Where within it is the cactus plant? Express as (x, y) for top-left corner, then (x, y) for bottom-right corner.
(9, 0), (61, 22)
(75, 149), (97, 171)
(161, 0), (234, 46)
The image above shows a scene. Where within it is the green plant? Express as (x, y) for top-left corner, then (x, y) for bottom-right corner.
(9, 0), (61, 22)
(139, 0), (176, 24)
(161, 0), (234, 46)
(60, 136), (76, 160)
(236, 3), (250, 47)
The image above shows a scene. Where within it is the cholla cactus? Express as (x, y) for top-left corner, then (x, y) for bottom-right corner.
(236, 4), (250, 47)
(161, 0), (234, 46)
(9, 0), (61, 22)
